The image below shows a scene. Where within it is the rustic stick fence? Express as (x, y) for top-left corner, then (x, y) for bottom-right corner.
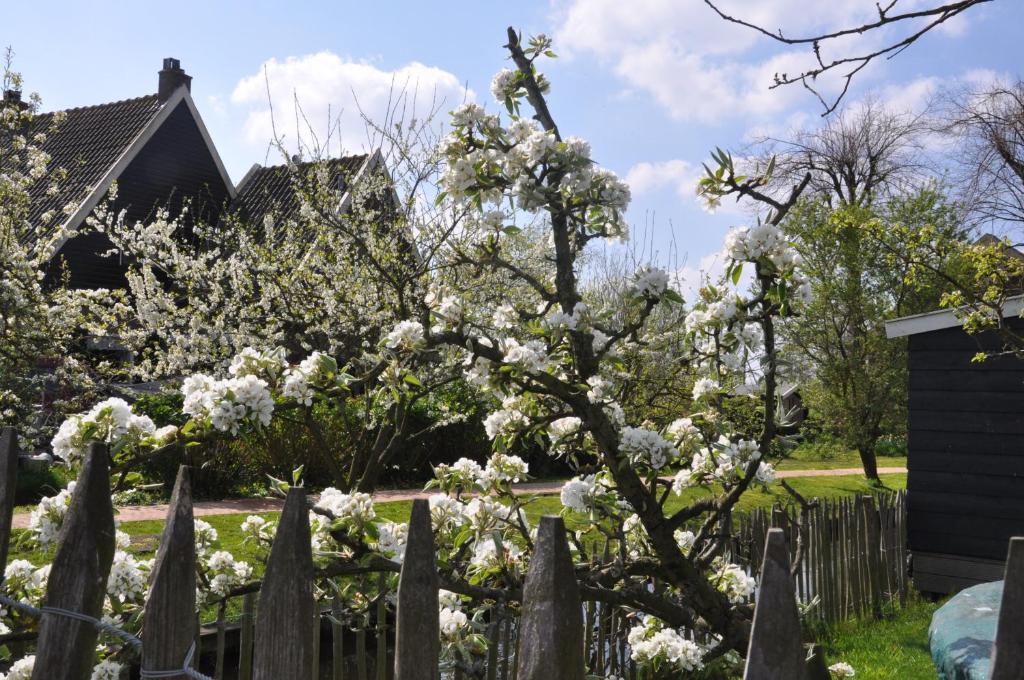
(2, 427), (1022, 679)
(731, 491), (910, 625)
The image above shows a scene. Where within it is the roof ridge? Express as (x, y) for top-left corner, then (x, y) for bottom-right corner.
(37, 93), (161, 117)
(254, 153), (369, 172)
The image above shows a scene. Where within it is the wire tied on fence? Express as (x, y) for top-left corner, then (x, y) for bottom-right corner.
(0, 592), (142, 650)
(0, 592), (214, 680)
(139, 641), (215, 680)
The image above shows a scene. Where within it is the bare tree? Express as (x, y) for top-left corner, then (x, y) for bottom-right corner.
(939, 79), (1024, 232)
(704, 0), (993, 114)
(753, 98), (930, 207)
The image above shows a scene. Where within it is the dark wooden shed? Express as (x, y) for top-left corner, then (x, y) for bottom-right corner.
(886, 302), (1024, 594)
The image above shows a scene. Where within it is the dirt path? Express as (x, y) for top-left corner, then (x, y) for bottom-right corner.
(10, 466), (906, 529)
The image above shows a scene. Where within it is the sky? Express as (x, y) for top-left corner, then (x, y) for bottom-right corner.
(5, 0), (1023, 294)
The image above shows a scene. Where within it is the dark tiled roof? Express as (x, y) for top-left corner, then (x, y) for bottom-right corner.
(23, 95), (164, 239)
(231, 154), (369, 226)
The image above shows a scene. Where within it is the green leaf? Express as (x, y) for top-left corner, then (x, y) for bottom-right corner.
(731, 263), (744, 285)
(403, 373), (423, 388)
(662, 289), (684, 304)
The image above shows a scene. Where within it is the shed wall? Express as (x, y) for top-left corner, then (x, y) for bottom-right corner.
(907, 321), (1024, 592)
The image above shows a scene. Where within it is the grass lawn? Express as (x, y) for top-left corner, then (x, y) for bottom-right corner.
(822, 596), (942, 680)
(6, 472), (906, 568)
(776, 446), (906, 472)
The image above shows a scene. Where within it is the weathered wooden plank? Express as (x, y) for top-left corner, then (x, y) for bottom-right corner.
(141, 465), (197, 680)
(515, 516), (584, 680)
(910, 390), (1024, 413)
(910, 410), (1024, 435)
(394, 498), (439, 680)
(909, 369), (1024, 392)
(238, 593), (256, 680)
(744, 528), (806, 680)
(0, 427), (20, 569)
(909, 430), (1024, 456)
(32, 442), (116, 680)
(253, 487), (316, 680)
(990, 537), (1024, 679)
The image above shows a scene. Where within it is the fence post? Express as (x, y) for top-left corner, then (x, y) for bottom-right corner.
(394, 498), (440, 680)
(253, 487), (316, 680)
(0, 427), (20, 569)
(743, 528), (807, 680)
(990, 537), (1024, 679)
(32, 442), (116, 680)
(141, 464), (196, 679)
(515, 516), (584, 680)
(804, 643), (831, 680)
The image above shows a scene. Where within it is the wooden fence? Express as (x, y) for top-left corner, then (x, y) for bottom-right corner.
(1, 429), (1023, 679)
(731, 491), (910, 625)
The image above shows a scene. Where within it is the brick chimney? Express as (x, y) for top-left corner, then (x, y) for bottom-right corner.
(2, 89), (27, 111)
(158, 58), (192, 102)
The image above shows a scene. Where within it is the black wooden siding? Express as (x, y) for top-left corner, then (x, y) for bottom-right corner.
(47, 101), (231, 290)
(907, 321), (1024, 563)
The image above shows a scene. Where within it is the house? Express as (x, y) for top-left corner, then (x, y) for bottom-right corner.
(10, 58), (386, 291)
(885, 300), (1024, 594)
(10, 58), (234, 289)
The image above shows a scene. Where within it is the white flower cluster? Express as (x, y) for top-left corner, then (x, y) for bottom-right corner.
(712, 560), (757, 604)
(469, 536), (524, 572)
(377, 521), (409, 562)
(548, 416), (581, 445)
(627, 621), (704, 672)
(723, 224), (799, 269)
(1, 656), (35, 680)
(672, 437), (774, 491)
(630, 268), (670, 299)
(182, 373), (274, 434)
(501, 338), (553, 373)
(315, 489), (376, 526)
(282, 351), (337, 406)
(384, 320), (426, 351)
(439, 603), (469, 641)
(619, 427), (676, 470)
(482, 452), (529, 487)
(201, 549), (254, 600)
(829, 661), (856, 678)
(107, 549), (152, 603)
(691, 377), (719, 401)
(51, 398), (164, 462)
(560, 474), (600, 512)
(3, 559), (51, 606)
(490, 68), (520, 102)
(228, 346), (287, 383)
(194, 519), (219, 555)
(27, 482), (75, 546)
(240, 514), (277, 543)
(483, 407), (528, 440)
(665, 417), (701, 453)
(89, 660), (124, 680)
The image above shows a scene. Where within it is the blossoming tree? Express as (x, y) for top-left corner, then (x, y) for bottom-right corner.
(9, 28), (825, 678)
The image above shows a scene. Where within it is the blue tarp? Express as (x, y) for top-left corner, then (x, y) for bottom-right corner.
(929, 581), (1002, 680)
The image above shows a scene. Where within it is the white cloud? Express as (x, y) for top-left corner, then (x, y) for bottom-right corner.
(626, 159), (700, 200)
(553, 0), (963, 125)
(230, 52), (472, 159)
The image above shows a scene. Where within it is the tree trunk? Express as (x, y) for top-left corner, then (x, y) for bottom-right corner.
(857, 445), (879, 481)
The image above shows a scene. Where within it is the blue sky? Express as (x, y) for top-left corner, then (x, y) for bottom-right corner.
(6, 0), (1023, 291)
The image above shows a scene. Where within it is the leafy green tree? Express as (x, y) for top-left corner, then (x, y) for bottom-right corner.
(781, 191), (962, 478)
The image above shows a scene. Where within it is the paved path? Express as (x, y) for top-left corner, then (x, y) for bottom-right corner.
(11, 466), (906, 529)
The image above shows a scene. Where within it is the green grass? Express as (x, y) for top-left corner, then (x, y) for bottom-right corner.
(822, 597), (942, 680)
(6, 473), (906, 569)
(777, 445), (906, 472)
